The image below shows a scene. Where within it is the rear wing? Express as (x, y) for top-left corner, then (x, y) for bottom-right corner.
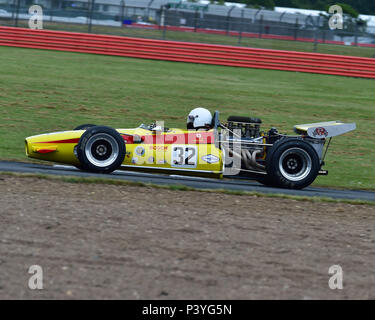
(294, 121), (356, 139)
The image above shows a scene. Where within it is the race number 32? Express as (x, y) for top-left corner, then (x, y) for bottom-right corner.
(172, 146), (197, 168)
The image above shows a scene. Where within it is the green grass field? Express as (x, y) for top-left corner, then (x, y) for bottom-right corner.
(6, 19), (375, 58)
(0, 46), (374, 190)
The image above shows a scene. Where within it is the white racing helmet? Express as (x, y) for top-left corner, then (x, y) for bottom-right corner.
(187, 108), (213, 130)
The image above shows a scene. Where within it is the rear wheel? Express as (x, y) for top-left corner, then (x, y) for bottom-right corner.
(265, 138), (320, 189)
(76, 126), (125, 174)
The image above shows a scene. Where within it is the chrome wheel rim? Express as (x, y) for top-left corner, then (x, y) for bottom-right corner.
(85, 133), (119, 167)
(279, 148), (312, 181)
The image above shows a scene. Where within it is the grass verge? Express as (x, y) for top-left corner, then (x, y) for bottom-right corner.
(0, 46), (374, 190)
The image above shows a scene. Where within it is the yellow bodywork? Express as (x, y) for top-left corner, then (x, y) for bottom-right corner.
(25, 127), (223, 178)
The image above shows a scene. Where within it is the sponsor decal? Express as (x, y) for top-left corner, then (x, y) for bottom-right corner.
(312, 127), (329, 138)
(149, 145), (168, 151)
(201, 154), (220, 164)
(157, 159), (167, 164)
(125, 151), (132, 158)
(195, 133), (202, 142)
(147, 156), (155, 164)
(131, 157), (138, 164)
(141, 132), (214, 145)
(135, 146), (145, 156)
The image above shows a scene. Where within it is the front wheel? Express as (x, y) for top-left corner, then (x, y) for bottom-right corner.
(73, 124), (96, 170)
(74, 124), (96, 131)
(76, 126), (125, 174)
(265, 138), (320, 189)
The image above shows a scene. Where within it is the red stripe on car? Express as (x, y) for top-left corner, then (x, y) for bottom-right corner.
(40, 138), (80, 144)
(40, 132), (213, 145)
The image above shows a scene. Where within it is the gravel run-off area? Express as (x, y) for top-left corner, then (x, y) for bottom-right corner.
(0, 175), (374, 299)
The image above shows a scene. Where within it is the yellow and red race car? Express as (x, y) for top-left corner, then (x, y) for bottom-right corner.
(25, 111), (355, 189)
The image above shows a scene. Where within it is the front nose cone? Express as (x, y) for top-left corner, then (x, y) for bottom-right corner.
(25, 139), (29, 156)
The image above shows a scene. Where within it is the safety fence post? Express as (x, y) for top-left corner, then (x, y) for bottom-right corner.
(313, 15), (320, 52)
(88, 0), (95, 33)
(160, 5), (167, 39)
(258, 15), (263, 38)
(294, 18), (299, 40)
(354, 23), (358, 46)
(14, 0), (20, 27)
(238, 9), (244, 45)
(226, 6), (235, 36)
(120, 0), (125, 27)
(146, 0), (154, 21)
(194, 8), (198, 32)
(313, 28), (318, 52)
(11, 0), (15, 22)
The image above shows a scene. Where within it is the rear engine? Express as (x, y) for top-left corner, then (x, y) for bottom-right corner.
(225, 116), (266, 172)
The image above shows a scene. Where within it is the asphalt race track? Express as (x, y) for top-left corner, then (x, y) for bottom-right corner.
(0, 161), (374, 202)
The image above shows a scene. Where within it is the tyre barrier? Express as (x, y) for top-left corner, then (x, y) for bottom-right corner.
(1, 26), (374, 79)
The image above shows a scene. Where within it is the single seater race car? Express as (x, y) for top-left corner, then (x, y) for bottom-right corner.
(25, 108), (356, 189)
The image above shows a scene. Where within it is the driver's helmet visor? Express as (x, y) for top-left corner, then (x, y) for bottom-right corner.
(187, 115), (196, 124)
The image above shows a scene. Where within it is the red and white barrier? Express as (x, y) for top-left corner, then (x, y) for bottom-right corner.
(1, 26), (374, 78)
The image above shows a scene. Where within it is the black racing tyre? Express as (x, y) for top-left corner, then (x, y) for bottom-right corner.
(74, 124), (97, 130)
(265, 138), (320, 189)
(73, 125), (97, 170)
(76, 126), (125, 174)
(253, 174), (274, 187)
